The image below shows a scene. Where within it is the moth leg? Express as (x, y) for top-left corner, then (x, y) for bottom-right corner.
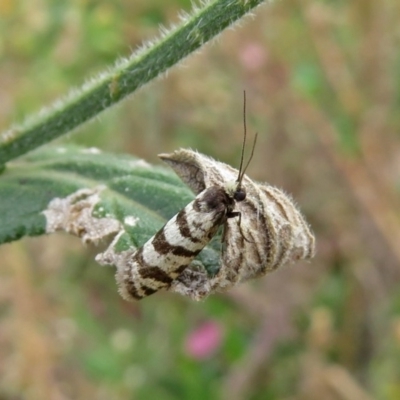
(227, 211), (254, 243)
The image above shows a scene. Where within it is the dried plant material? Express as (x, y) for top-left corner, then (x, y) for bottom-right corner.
(43, 186), (122, 245)
(117, 149), (315, 301)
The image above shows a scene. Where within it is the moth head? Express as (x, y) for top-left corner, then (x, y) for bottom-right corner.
(234, 185), (246, 202)
(225, 180), (247, 202)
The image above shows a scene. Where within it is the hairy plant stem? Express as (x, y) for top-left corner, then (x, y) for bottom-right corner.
(0, 0), (266, 165)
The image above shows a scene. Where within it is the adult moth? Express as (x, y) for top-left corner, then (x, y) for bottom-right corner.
(162, 148), (315, 300)
(115, 94), (315, 301)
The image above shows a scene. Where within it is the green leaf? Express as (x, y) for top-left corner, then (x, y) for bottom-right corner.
(0, 145), (220, 272)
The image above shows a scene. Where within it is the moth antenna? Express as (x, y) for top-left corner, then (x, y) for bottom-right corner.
(236, 91), (258, 186)
(236, 90), (247, 183)
(239, 132), (258, 184)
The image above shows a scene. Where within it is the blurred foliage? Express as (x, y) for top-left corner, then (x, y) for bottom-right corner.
(1, 0), (400, 399)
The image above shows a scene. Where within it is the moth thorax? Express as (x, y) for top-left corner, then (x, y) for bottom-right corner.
(224, 180), (247, 202)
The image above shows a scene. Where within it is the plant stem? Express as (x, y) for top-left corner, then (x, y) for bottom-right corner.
(0, 0), (266, 165)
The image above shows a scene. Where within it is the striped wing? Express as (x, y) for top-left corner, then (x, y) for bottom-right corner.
(118, 186), (228, 300)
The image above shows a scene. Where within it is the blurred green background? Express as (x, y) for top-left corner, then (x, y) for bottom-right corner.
(1, 0), (400, 399)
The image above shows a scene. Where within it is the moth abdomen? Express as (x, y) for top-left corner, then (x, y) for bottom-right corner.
(120, 186), (230, 300)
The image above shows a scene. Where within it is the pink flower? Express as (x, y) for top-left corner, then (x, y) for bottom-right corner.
(184, 320), (224, 360)
(239, 42), (268, 72)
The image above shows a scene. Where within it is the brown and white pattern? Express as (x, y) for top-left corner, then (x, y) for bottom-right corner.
(117, 149), (315, 301)
(119, 184), (244, 300)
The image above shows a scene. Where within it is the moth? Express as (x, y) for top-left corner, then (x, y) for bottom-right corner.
(116, 94), (315, 301)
